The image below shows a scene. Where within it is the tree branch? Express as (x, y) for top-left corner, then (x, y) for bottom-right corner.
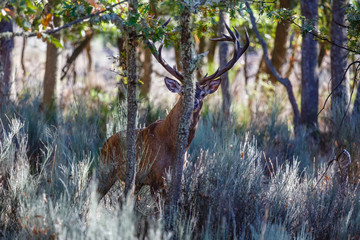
(0, 1), (127, 39)
(245, 1), (301, 131)
(291, 21), (359, 54)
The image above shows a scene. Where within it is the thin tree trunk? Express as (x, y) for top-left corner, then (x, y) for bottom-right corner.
(318, 43), (327, 67)
(300, 0), (319, 130)
(123, 0), (138, 198)
(140, 0), (157, 96)
(21, 37), (26, 79)
(174, 43), (182, 71)
(267, 0), (293, 83)
(353, 73), (360, 126)
(330, 0), (349, 125)
(219, 10), (231, 118)
(61, 32), (93, 80)
(85, 37), (92, 71)
(318, 0), (332, 67)
(247, 2), (301, 134)
(140, 48), (152, 98)
(196, 36), (206, 80)
(165, 4), (195, 231)
(0, 16), (13, 105)
(43, 0), (61, 110)
(244, 50), (248, 88)
(207, 22), (218, 65)
(117, 37), (126, 101)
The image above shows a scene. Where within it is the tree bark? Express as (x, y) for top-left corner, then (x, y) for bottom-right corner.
(140, 48), (152, 98)
(174, 43), (182, 72)
(196, 36), (206, 80)
(330, 0), (349, 125)
(0, 16), (13, 105)
(43, 0), (61, 110)
(123, 0), (138, 198)
(353, 71), (360, 127)
(117, 37), (126, 101)
(165, 4), (195, 231)
(21, 37), (26, 79)
(219, 10), (231, 118)
(139, 0), (157, 98)
(267, 0), (293, 83)
(207, 22), (218, 64)
(300, 0), (319, 130)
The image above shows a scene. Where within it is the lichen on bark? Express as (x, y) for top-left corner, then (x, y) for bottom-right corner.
(165, 2), (196, 230)
(124, 0), (138, 198)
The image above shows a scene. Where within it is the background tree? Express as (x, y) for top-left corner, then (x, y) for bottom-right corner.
(267, 0), (295, 82)
(42, 0), (62, 115)
(300, 0), (319, 131)
(139, 0), (158, 98)
(219, 10), (231, 119)
(330, 0), (350, 129)
(246, 2), (301, 133)
(0, 13), (13, 105)
(124, 0), (139, 198)
(165, 2), (195, 230)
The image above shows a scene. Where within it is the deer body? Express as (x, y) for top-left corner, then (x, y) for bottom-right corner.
(98, 96), (203, 199)
(97, 23), (249, 200)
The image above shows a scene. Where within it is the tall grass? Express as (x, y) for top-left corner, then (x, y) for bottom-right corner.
(1, 93), (360, 239)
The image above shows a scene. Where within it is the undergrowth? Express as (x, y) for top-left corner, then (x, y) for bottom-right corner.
(1, 93), (360, 239)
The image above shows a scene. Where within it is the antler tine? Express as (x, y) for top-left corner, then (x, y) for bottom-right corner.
(157, 43), (184, 81)
(225, 23), (236, 40)
(199, 25), (249, 85)
(146, 40), (184, 82)
(145, 18), (184, 82)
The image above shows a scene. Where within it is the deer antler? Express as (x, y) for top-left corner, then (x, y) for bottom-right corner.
(145, 18), (184, 82)
(147, 42), (184, 81)
(199, 23), (249, 85)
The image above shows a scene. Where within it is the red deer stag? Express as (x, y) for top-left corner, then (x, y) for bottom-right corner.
(97, 23), (249, 200)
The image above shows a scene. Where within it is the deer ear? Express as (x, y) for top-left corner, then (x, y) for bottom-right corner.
(165, 77), (183, 93)
(203, 78), (221, 95)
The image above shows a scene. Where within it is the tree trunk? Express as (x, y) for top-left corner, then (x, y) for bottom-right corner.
(174, 43), (182, 71)
(21, 37), (26, 79)
(138, 0), (157, 98)
(207, 22), (218, 65)
(219, 10), (231, 118)
(300, 0), (319, 130)
(196, 36), (206, 80)
(117, 37), (126, 101)
(0, 17), (13, 105)
(267, 0), (293, 83)
(123, 0), (138, 198)
(61, 32), (93, 80)
(353, 77), (360, 127)
(330, 0), (349, 126)
(43, 0), (61, 111)
(247, 2), (301, 134)
(140, 48), (152, 98)
(165, 4), (195, 231)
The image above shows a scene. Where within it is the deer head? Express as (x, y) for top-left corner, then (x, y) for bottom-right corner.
(97, 22), (250, 203)
(146, 22), (249, 111)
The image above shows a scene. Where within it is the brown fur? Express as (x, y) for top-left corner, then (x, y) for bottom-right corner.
(97, 98), (203, 199)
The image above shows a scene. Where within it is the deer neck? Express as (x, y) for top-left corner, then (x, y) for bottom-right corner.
(160, 98), (203, 150)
